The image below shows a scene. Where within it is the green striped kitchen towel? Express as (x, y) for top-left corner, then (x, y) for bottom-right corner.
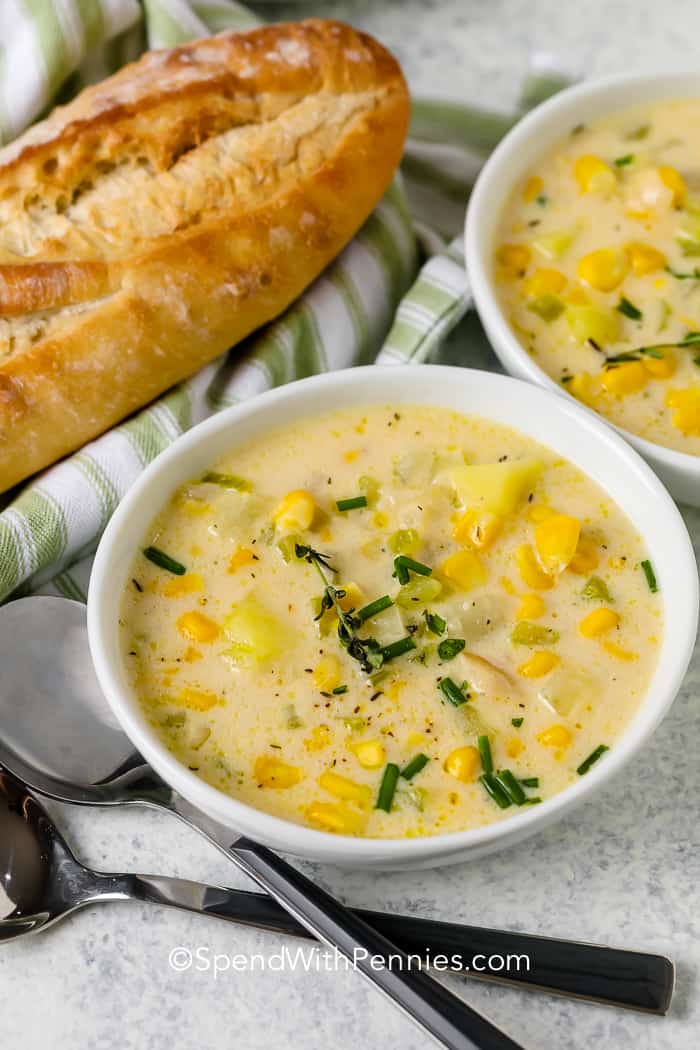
(0, 1), (566, 603)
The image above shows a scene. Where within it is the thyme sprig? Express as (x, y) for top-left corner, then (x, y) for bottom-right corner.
(605, 330), (700, 366)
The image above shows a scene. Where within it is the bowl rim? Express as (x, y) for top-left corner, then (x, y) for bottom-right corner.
(88, 364), (698, 863)
(464, 69), (700, 480)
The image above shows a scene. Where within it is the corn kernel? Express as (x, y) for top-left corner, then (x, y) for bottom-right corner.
(227, 547), (256, 573)
(515, 544), (554, 590)
(497, 242), (531, 277)
(452, 509), (503, 550)
(443, 746), (480, 783)
(516, 593), (546, 621)
(372, 511), (390, 529)
(522, 175), (544, 202)
(319, 770), (372, 809)
(534, 513), (581, 574)
(524, 268), (566, 298)
(254, 755), (302, 789)
(304, 725), (331, 752)
(518, 650), (560, 677)
(439, 549), (487, 591)
(625, 242), (667, 276)
(658, 165), (686, 207)
(602, 641), (638, 661)
(313, 654), (342, 692)
(182, 646), (202, 663)
(532, 230), (576, 260)
(537, 724), (572, 748)
(666, 387), (700, 435)
(307, 801), (365, 835)
(506, 737), (524, 759)
(337, 582), (363, 612)
(177, 687), (219, 711)
(568, 535), (600, 574)
(643, 350), (677, 379)
(343, 449), (359, 463)
(351, 739), (386, 770)
(407, 731), (427, 749)
(162, 572), (203, 598)
(567, 372), (601, 407)
(579, 607), (620, 637)
(500, 575), (517, 595)
(176, 610), (219, 643)
(601, 361), (648, 396)
(273, 489), (316, 531)
(574, 154), (616, 194)
(576, 248), (629, 292)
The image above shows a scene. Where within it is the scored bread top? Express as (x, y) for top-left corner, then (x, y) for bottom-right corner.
(0, 19), (408, 356)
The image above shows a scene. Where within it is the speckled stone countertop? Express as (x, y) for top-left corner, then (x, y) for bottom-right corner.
(2, 3), (700, 1048)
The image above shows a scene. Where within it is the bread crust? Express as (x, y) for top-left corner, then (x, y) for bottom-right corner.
(0, 20), (409, 492)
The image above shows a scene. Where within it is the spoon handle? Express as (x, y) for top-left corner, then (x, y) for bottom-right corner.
(113, 874), (672, 1014)
(225, 837), (523, 1050)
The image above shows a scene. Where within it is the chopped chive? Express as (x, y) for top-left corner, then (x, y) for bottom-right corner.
(423, 609), (446, 636)
(394, 555), (432, 578)
(494, 769), (526, 806)
(511, 717), (524, 728)
(535, 194), (548, 206)
(577, 744), (610, 776)
(437, 638), (466, 661)
(617, 296), (642, 321)
(478, 773), (511, 809)
(523, 797), (543, 805)
(694, 355), (700, 368)
(376, 763), (400, 811)
(143, 546), (186, 575)
(666, 265), (700, 280)
(477, 734), (493, 774)
(614, 153), (635, 167)
(357, 595), (394, 621)
(401, 753), (430, 780)
(336, 496), (367, 512)
(641, 559), (658, 593)
(394, 561), (410, 585)
(439, 677), (469, 707)
(332, 685), (348, 695)
(520, 776), (539, 788)
(380, 636), (417, 662)
(200, 471), (252, 491)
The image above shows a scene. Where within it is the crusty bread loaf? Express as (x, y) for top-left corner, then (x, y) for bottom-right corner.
(0, 19), (409, 493)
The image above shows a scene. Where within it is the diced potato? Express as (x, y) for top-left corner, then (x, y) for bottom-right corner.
(439, 550), (487, 591)
(534, 513), (581, 574)
(450, 458), (542, 516)
(254, 755), (302, 789)
(565, 304), (620, 346)
(666, 387), (700, 435)
(222, 594), (283, 665)
(318, 770), (372, 809)
(443, 746), (480, 783)
(515, 544), (554, 590)
(176, 610), (219, 643)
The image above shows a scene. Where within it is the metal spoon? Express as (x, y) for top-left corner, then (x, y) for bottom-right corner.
(0, 597), (523, 1050)
(0, 767), (673, 1015)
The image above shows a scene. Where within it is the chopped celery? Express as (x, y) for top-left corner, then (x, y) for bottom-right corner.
(389, 528), (421, 555)
(527, 293), (564, 322)
(395, 576), (443, 608)
(581, 575), (613, 602)
(511, 621), (560, 646)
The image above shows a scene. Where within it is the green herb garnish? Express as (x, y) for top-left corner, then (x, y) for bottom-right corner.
(401, 753), (430, 781)
(439, 677), (470, 707)
(478, 773), (511, 809)
(520, 776), (539, 788)
(336, 496), (367, 512)
(614, 154), (635, 167)
(535, 194), (548, 206)
(641, 559), (658, 593)
(392, 555), (433, 585)
(423, 609), (446, 636)
(576, 744), (610, 776)
(437, 638), (466, 661)
(356, 595), (393, 622)
(143, 546), (186, 575)
(200, 471), (252, 491)
(332, 685), (348, 695)
(478, 734), (493, 775)
(511, 717), (524, 728)
(376, 763), (400, 812)
(617, 296), (642, 320)
(666, 265), (700, 280)
(494, 769), (526, 806)
(380, 636), (417, 663)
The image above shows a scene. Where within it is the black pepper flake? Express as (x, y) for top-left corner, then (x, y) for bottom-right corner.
(131, 578), (143, 592)
(369, 690), (383, 702)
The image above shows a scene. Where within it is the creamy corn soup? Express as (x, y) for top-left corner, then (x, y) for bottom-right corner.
(120, 406), (662, 838)
(495, 98), (700, 455)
